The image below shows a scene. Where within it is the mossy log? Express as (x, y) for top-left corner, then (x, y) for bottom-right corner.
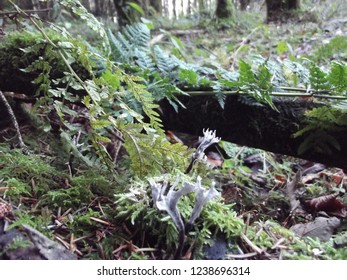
(1, 31), (347, 170)
(160, 95), (347, 170)
(0, 30), (89, 95)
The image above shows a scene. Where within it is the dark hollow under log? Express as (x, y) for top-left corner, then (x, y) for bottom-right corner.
(160, 95), (347, 170)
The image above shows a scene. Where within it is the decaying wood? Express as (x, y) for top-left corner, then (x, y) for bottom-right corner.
(0, 223), (77, 260)
(160, 94), (347, 170)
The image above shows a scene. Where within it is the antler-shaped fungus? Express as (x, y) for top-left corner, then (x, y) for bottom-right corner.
(150, 176), (219, 259)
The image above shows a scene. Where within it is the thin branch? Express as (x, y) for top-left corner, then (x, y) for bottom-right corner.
(0, 90), (27, 151)
(229, 26), (263, 71)
(240, 232), (264, 255)
(185, 90), (347, 100)
(0, 8), (52, 16)
(3, 91), (36, 102)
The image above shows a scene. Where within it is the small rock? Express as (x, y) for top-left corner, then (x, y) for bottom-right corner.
(290, 216), (341, 242)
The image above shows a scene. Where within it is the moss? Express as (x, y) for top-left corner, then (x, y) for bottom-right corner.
(311, 36), (347, 63)
(0, 146), (64, 201)
(0, 30), (90, 95)
(71, 171), (118, 198)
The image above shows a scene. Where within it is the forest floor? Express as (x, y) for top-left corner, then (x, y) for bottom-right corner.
(1, 3), (347, 260)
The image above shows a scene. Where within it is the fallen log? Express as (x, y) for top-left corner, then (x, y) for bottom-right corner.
(160, 94), (347, 170)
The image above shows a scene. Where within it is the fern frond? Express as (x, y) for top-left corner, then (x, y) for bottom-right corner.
(121, 124), (191, 177)
(309, 64), (329, 91)
(134, 49), (156, 73)
(153, 45), (178, 76)
(328, 61), (347, 94)
(108, 30), (128, 61)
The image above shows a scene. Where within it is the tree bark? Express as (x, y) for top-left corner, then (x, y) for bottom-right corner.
(160, 95), (347, 170)
(173, 0), (177, 18)
(239, 0), (250, 10)
(113, 0), (144, 27)
(113, 0), (130, 27)
(150, 0), (162, 15)
(215, 0), (235, 19)
(150, 0), (162, 12)
(266, 0), (299, 22)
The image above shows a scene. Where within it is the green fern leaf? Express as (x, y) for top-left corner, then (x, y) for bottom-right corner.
(328, 61), (347, 94)
(309, 64), (329, 91)
(179, 68), (199, 85)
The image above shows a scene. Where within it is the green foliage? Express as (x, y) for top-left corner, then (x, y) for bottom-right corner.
(0, 29), (89, 95)
(43, 183), (93, 209)
(328, 62), (347, 93)
(244, 220), (347, 260)
(312, 36), (347, 64)
(284, 237), (347, 260)
(293, 61), (347, 155)
(3, 1), (347, 260)
(7, 211), (48, 232)
(295, 106), (347, 155)
(4, 178), (31, 198)
(0, 236), (32, 257)
(121, 124), (191, 177)
(2, 23), (170, 176)
(201, 198), (244, 238)
(66, 208), (101, 234)
(309, 64), (329, 91)
(0, 147), (61, 200)
(238, 59), (274, 108)
(59, 0), (109, 51)
(108, 23), (150, 63)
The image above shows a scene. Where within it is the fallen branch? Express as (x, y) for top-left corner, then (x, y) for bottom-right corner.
(286, 170), (303, 214)
(0, 8), (52, 16)
(0, 90), (28, 151)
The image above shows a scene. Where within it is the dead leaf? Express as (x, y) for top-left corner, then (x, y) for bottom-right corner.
(302, 172), (321, 184)
(286, 171), (303, 212)
(166, 130), (184, 144)
(206, 151), (224, 167)
(304, 193), (347, 218)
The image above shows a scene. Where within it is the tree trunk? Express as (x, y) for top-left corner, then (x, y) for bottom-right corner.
(113, 0), (144, 27)
(239, 0), (250, 10)
(266, 0), (299, 22)
(113, 0), (130, 27)
(80, 0), (91, 12)
(150, 0), (162, 15)
(160, 95), (347, 170)
(198, 0), (204, 14)
(173, 0), (177, 18)
(215, 0), (235, 19)
(164, 0), (168, 17)
(187, 0), (192, 16)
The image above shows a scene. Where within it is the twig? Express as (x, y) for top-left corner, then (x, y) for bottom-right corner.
(226, 252), (259, 259)
(286, 170), (303, 213)
(230, 26), (263, 70)
(0, 90), (28, 151)
(0, 8), (52, 16)
(240, 232), (264, 255)
(271, 238), (287, 250)
(185, 90), (347, 100)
